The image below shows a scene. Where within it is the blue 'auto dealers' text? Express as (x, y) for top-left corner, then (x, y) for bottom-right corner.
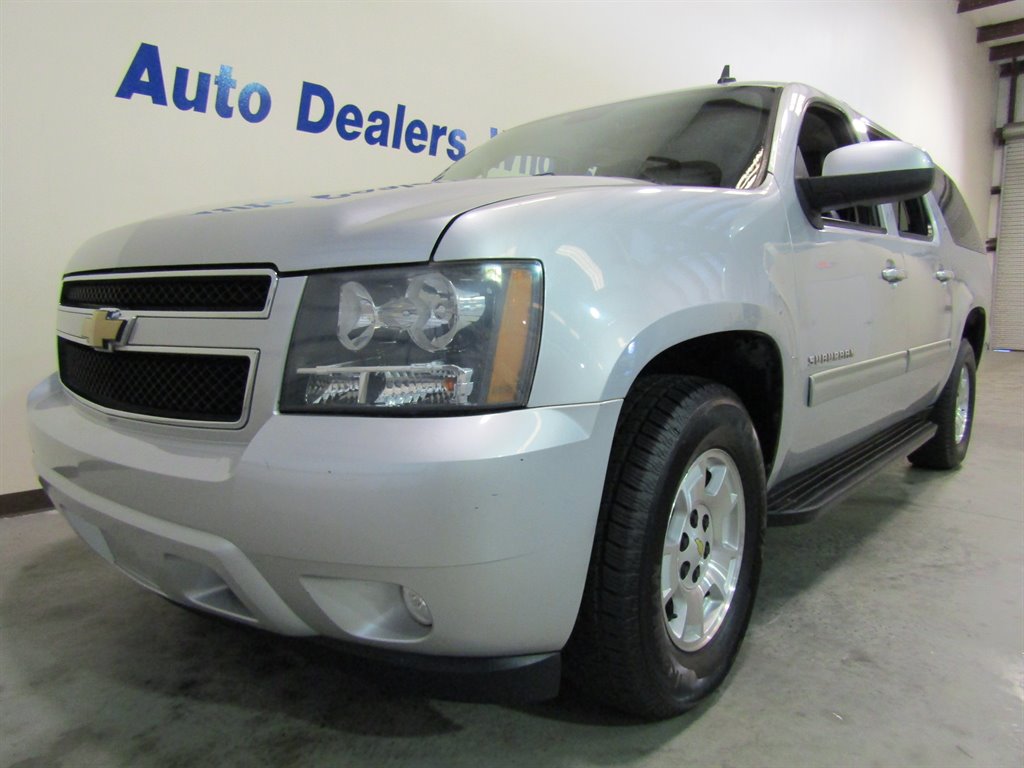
(114, 43), (469, 160)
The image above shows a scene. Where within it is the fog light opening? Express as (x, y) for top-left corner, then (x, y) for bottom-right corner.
(401, 586), (434, 627)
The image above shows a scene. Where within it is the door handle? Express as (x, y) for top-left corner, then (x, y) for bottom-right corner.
(881, 267), (908, 283)
(934, 269), (956, 283)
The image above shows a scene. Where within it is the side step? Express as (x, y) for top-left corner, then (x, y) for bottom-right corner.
(767, 414), (937, 526)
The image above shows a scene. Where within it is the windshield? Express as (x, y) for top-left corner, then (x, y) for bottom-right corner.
(437, 85), (779, 189)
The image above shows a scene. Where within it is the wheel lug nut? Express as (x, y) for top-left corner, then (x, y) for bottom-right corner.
(680, 562), (690, 579)
(689, 510), (698, 527)
(702, 514), (710, 531)
(680, 533), (689, 551)
(692, 565), (701, 583)
(704, 541), (711, 558)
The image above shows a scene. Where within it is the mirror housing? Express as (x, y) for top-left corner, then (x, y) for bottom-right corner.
(798, 140), (935, 228)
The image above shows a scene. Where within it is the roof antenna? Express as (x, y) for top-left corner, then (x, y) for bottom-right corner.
(717, 65), (736, 85)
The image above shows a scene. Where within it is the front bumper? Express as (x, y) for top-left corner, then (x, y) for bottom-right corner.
(28, 374), (620, 657)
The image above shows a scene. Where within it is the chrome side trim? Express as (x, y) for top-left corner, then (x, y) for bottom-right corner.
(808, 350), (908, 407)
(61, 268), (278, 319)
(57, 343), (259, 430)
(907, 338), (951, 372)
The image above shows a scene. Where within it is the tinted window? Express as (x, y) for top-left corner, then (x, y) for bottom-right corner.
(897, 197), (933, 239)
(933, 170), (984, 252)
(437, 86), (778, 190)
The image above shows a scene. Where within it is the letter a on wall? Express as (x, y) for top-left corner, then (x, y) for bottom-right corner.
(115, 43), (168, 105)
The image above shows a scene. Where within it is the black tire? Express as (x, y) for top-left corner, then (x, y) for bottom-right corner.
(564, 376), (766, 719)
(908, 339), (977, 470)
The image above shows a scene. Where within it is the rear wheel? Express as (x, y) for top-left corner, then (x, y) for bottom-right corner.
(564, 376), (766, 719)
(909, 339), (976, 470)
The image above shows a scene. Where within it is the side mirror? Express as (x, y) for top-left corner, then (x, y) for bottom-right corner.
(798, 140), (935, 228)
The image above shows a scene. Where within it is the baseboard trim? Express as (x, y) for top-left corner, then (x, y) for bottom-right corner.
(0, 489), (52, 518)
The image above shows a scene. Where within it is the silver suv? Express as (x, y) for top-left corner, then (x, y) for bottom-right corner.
(28, 81), (991, 718)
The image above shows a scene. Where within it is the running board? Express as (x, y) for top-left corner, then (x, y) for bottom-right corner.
(767, 414), (937, 526)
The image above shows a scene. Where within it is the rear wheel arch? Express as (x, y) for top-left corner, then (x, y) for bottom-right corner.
(962, 307), (986, 364)
(909, 338), (976, 470)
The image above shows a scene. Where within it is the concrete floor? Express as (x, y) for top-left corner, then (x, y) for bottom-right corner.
(2, 353), (1021, 768)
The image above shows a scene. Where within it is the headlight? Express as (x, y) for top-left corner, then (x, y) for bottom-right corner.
(280, 261), (543, 413)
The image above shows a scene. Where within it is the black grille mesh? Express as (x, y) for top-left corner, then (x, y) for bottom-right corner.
(61, 275), (271, 312)
(58, 338), (251, 423)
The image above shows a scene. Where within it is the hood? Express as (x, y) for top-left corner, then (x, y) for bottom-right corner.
(67, 176), (645, 275)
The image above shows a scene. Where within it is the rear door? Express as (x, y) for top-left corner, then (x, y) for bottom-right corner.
(865, 128), (955, 409)
(887, 189), (955, 406)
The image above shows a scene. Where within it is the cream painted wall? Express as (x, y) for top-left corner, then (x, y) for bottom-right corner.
(0, 0), (995, 494)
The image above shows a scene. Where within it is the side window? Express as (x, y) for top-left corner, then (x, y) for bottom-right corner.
(796, 105), (880, 228)
(932, 169), (985, 252)
(897, 197), (934, 239)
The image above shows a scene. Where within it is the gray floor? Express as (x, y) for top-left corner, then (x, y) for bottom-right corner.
(2, 353), (1022, 768)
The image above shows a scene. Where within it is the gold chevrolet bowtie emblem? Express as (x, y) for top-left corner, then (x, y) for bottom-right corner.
(82, 309), (129, 350)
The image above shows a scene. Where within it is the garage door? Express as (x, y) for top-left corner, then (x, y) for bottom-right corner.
(992, 123), (1024, 351)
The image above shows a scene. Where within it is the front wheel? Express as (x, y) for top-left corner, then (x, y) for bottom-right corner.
(564, 376), (766, 719)
(909, 339), (977, 470)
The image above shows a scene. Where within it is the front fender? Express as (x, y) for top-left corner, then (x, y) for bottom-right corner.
(433, 179), (796, 407)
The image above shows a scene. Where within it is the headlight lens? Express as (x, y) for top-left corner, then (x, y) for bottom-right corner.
(281, 261), (543, 413)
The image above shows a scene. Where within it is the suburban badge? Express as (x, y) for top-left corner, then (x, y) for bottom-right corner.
(807, 349), (854, 366)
